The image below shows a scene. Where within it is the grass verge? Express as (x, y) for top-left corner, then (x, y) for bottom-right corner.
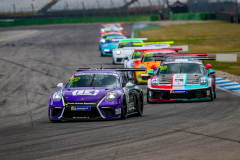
(139, 21), (240, 53)
(202, 55), (240, 76)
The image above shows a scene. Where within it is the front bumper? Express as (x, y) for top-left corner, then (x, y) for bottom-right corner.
(101, 48), (113, 56)
(135, 71), (149, 83)
(148, 87), (212, 102)
(49, 99), (122, 121)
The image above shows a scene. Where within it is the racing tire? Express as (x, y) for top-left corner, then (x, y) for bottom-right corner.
(112, 59), (115, 64)
(137, 93), (143, 116)
(210, 88), (214, 101)
(50, 119), (62, 122)
(120, 98), (127, 119)
(101, 50), (104, 57)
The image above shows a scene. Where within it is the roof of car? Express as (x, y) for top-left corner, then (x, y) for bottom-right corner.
(74, 70), (121, 75)
(120, 39), (142, 42)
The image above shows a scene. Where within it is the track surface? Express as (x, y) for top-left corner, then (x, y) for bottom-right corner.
(0, 24), (240, 160)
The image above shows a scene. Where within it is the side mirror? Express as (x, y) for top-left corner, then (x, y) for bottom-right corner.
(57, 83), (63, 89)
(133, 59), (139, 63)
(124, 56), (128, 60)
(148, 70), (154, 75)
(209, 69), (215, 74)
(126, 82), (134, 87)
(206, 64), (212, 69)
(112, 46), (116, 49)
(151, 65), (157, 70)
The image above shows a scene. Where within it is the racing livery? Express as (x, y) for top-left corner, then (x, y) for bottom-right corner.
(134, 49), (178, 84)
(49, 68), (145, 121)
(147, 56), (216, 103)
(112, 38), (148, 64)
(100, 35), (126, 56)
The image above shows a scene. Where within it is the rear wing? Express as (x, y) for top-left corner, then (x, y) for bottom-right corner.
(77, 68), (146, 72)
(154, 56), (215, 62)
(133, 41), (174, 46)
(153, 53), (208, 57)
(112, 38), (148, 42)
(100, 31), (126, 35)
(134, 48), (182, 52)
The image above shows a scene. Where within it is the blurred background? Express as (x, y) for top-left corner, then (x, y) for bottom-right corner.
(0, 0), (239, 22)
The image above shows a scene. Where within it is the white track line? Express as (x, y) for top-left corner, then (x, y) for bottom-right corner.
(0, 30), (39, 42)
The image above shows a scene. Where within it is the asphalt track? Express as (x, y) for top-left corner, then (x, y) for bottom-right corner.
(0, 23), (240, 160)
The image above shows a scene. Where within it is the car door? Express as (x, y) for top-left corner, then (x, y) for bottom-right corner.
(122, 73), (136, 113)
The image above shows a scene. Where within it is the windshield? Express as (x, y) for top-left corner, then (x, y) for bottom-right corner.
(132, 51), (144, 59)
(142, 52), (176, 62)
(158, 63), (205, 74)
(66, 74), (120, 88)
(118, 41), (141, 48)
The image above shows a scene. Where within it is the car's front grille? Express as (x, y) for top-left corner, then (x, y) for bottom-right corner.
(116, 58), (123, 62)
(52, 108), (62, 116)
(100, 106), (115, 116)
(63, 107), (101, 118)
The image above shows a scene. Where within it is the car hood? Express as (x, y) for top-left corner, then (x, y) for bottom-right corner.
(63, 87), (115, 102)
(104, 42), (118, 49)
(157, 73), (203, 85)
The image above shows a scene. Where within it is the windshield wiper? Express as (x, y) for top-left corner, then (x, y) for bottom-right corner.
(180, 63), (183, 73)
(90, 74), (95, 87)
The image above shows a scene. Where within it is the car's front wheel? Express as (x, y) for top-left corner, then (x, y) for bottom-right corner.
(137, 93), (143, 116)
(120, 98), (127, 119)
(210, 88), (214, 101)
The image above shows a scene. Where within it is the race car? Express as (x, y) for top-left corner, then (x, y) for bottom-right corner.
(133, 49), (178, 84)
(112, 38), (148, 64)
(100, 35), (126, 56)
(48, 68), (145, 122)
(147, 55), (216, 103)
(99, 32), (126, 50)
(100, 23), (124, 31)
(99, 26), (121, 33)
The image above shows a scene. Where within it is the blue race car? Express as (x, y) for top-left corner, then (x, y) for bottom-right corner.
(48, 68), (145, 122)
(100, 35), (126, 56)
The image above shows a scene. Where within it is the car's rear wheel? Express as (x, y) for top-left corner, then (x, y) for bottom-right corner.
(137, 93), (143, 116)
(120, 98), (127, 119)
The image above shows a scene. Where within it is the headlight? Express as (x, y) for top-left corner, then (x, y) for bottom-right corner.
(103, 44), (108, 47)
(130, 62), (134, 67)
(106, 91), (117, 101)
(100, 39), (105, 43)
(53, 92), (62, 101)
(119, 27), (123, 30)
(116, 50), (121, 55)
(101, 29), (104, 32)
(139, 65), (146, 68)
(152, 78), (160, 86)
(199, 77), (207, 85)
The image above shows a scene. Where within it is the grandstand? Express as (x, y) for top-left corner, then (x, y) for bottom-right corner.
(0, 0), (53, 13)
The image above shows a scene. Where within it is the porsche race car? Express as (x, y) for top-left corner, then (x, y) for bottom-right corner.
(49, 68), (145, 121)
(147, 55), (216, 103)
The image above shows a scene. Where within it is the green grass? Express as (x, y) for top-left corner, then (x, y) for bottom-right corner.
(202, 55), (240, 76)
(139, 21), (240, 53)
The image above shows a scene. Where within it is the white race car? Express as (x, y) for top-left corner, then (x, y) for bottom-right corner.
(112, 38), (148, 65)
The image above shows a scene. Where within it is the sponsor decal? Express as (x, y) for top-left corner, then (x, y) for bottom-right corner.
(173, 74), (186, 86)
(170, 90), (187, 94)
(160, 65), (167, 70)
(72, 90), (99, 96)
(71, 106), (91, 111)
(115, 108), (121, 114)
(69, 77), (80, 83)
(67, 102), (96, 105)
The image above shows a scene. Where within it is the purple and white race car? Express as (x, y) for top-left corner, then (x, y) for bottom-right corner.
(49, 68), (145, 121)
